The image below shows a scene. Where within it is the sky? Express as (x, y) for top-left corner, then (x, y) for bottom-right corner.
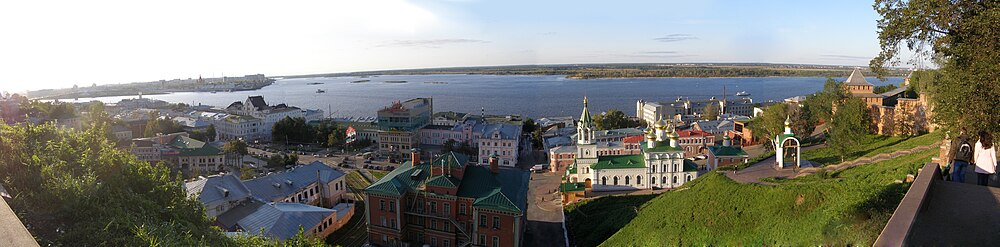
(0, 0), (923, 93)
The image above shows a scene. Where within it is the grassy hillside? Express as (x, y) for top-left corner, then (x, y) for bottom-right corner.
(565, 194), (657, 247)
(600, 148), (937, 246)
(801, 132), (942, 166)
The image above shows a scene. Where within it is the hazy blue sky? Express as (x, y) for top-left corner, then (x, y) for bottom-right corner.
(0, 0), (919, 93)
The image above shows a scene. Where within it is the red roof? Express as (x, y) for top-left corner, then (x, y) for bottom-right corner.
(623, 135), (645, 143)
(677, 130), (713, 138)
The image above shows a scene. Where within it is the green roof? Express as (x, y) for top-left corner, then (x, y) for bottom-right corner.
(456, 166), (529, 214)
(431, 152), (469, 170)
(591, 155), (646, 170)
(560, 182), (586, 192)
(364, 161), (430, 196)
(426, 175), (460, 188)
(642, 141), (683, 153)
(709, 145), (749, 157)
(165, 136), (222, 157)
(473, 189), (521, 213)
(579, 98), (594, 127)
(683, 159), (699, 172)
(567, 161), (578, 174)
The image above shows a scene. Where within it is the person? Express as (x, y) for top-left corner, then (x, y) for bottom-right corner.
(949, 128), (974, 183)
(973, 130), (997, 186)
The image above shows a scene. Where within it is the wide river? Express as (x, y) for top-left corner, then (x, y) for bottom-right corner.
(65, 74), (903, 119)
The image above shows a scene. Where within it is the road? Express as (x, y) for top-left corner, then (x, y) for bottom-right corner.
(520, 134), (569, 247)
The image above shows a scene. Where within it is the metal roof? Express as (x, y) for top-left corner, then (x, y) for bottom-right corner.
(184, 174), (253, 208)
(243, 161), (346, 202)
(845, 68), (873, 86)
(591, 155), (646, 170)
(235, 202), (334, 240)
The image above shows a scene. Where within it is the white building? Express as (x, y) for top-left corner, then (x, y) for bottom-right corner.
(476, 123), (522, 167)
(214, 114), (264, 142)
(568, 98), (699, 191)
(225, 96), (306, 141)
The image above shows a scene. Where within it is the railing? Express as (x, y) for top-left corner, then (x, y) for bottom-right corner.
(874, 162), (940, 247)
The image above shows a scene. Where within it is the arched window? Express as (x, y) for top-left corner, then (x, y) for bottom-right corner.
(673, 176), (678, 183)
(676, 164), (680, 172)
(613, 176), (619, 185)
(651, 175), (656, 184)
(636, 175), (642, 185)
(662, 176), (667, 184)
(686, 175), (692, 182)
(625, 176), (630, 185)
(601, 176), (607, 185)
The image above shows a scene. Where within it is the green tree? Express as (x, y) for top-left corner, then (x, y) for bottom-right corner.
(593, 109), (641, 130)
(240, 167), (258, 180)
(803, 78), (848, 124)
(85, 101), (110, 129)
(143, 111), (184, 137)
(442, 139), (458, 153)
(872, 84), (898, 94)
(272, 117), (315, 144)
(702, 102), (720, 120)
(523, 118), (538, 133)
(870, 0), (1000, 133)
(828, 98), (872, 162)
(748, 103), (817, 149)
(223, 140), (249, 167)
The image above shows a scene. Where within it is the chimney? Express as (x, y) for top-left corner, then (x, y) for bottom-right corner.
(489, 155), (499, 174)
(411, 148), (420, 166)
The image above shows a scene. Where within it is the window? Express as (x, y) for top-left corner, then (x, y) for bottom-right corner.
(493, 236), (500, 247)
(380, 200), (385, 211)
(479, 215), (487, 226)
(479, 235), (486, 245)
(381, 216), (386, 227)
(625, 176), (630, 185)
(389, 201), (395, 212)
(444, 203), (451, 214)
(390, 219), (396, 228)
(637, 175), (642, 185)
(444, 240), (451, 247)
(460, 204), (467, 215)
(431, 237), (437, 247)
(430, 201), (437, 214)
(493, 216), (500, 229)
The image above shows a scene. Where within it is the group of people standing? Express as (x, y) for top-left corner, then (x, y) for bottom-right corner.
(949, 127), (998, 186)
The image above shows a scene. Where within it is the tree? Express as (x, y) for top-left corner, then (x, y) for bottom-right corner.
(828, 98), (872, 162)
(272, 117), (315, 144)
(702, 102), (720, 120)
(803, 78), (848, 124)
(85, 101), (110, 129)
(442, 139), (458, 153)
(870, 0), (1000, 134)
(144, 111), (184, 137)
(326, 130), (347, 148)
(240, 167), (257, 180)
(593, 109), (641, 130)
(523, 118), (538, 133)
(747, 103), (817, 149)
(223, 140), (249, 167)
(0, 121), (323, 246)
(189, 124), (217, 142)
(872, 84), (898, 94)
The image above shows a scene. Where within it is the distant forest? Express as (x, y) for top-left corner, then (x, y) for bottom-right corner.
(289, 63), (910, 79)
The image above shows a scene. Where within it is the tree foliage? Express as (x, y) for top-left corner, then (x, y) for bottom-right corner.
(828, 98), (872, 162)
(871, 0), (1000, 134)
(0, 122), (324, 246)
(803, 78), (849, 124)
(272, 117), (314, 144)
(593, 109), (641, 130)
(748, 103), (817, 149)
(144, 111), (184, 137)
(702, 102), (720, 120)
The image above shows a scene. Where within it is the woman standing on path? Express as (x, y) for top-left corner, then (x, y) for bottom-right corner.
(974, 131), (997, 186)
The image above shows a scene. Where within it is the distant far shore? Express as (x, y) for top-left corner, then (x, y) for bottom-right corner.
(284, 63), (911, 80)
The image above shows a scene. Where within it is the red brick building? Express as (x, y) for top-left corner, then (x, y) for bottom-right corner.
(365, 151), (529, 247)
(676, 130), (715, 158)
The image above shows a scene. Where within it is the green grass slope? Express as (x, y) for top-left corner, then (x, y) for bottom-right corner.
(600, 148), (937, 246)
(801, 131), (941, 166)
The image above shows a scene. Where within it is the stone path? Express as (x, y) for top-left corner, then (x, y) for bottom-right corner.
(725, 141), (940, 185)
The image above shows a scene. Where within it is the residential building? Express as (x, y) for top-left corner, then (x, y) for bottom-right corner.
(131, 133), (225, 174)
(535, 116), (575, 129)
(376, 98), (433, 155)
(345, 122), (380, 144)
(566, 98), (699, 191)
(637, 97), (754, 126)
(174, 116), (211, 131)
(432, 111), (470, 126)
(692, 120), (735, 135)
(184, 174), (253, 218)
(225, 96), (306, 141)
(363, 152), (530, 247)
(242, 161), (348, 207)
(706, 136), (749, 170)
(214, 114), (263, 142)
(729, 120), (759, 146)
(676, 130), (715, 158)
(111, 124), (133, 141)
(476, 123), (522, 167)
(218, 201), (351, 241)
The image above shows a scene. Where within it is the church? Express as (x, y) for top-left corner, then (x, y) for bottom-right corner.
(565, 97), (699, 191)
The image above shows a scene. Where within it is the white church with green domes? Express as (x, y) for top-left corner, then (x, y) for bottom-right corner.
(565, 97), (699, 191)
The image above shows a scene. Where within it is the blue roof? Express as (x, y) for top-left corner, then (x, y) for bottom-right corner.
(184, 174), (252, 207)
(236, 202), (334, 239)
(475, 123), (521, 140)
(243, 161), (346, 202)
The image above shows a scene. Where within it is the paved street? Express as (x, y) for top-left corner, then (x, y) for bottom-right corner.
(524, 171), (568, 247)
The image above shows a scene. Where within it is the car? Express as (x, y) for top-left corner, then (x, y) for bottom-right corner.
(364, 160), (372, 164)
(530, 164), (545, 172)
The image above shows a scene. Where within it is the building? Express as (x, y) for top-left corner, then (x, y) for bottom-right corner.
(691, 120), (735, 135)
(363, 152), (530, 247)
(218, 200), (351, 240)
(377, 98), (433, 155)
(225, 96), (306, 141)
(173, 116), (211, 131)
(676, 130), (715, 158)
(729, 120), (759, 146)
(242, 161), (348, 207)
(432, 111), (471, 126)
(566, 98), (699, 191)
(842, 68), (933, 136)
(475, 123), (522, 167)
(184, 174), (253, 218)
(706, 136), (749, 170)
(131, 133), (225, 174)
(111, 124), (133, 141)
(214, 114), (264, 142)
(637, 97), (754, 126)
